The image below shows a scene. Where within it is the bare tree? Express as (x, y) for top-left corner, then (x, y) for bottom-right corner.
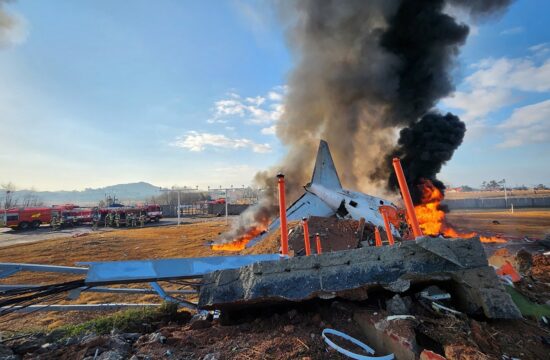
(21, 188), (44, 207)
(1, 182), (17, 209)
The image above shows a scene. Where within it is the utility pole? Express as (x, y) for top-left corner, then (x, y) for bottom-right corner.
(2, 190), (8, 227)
(159, 187), (182, 225)
(215, 186), (235, 225)
(503, 178), (508, 208)
(177, 189), (181, 226)
(225, 189), (229, 224)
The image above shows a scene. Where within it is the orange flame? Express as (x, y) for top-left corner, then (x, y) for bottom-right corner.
(414, 179), (506, 243)
(211, 225), (267, 251)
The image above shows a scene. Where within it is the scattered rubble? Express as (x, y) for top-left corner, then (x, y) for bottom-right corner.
(287, 216), (372, 255)
(1, 291), (549, 359)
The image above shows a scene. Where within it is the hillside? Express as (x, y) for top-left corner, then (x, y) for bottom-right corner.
(8, 182), (162, 206)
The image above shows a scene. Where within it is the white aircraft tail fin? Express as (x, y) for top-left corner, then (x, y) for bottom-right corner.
(310, 140), (342, 190)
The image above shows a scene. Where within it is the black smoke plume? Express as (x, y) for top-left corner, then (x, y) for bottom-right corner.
(219, 0), (512, 242)
(388, 112), (466, 203)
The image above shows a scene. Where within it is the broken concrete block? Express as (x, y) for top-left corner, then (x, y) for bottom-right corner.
(386, 295), (412, 315)
(420, 349), (446, 360)
(199, 237), (521, 319)
(354, 310), (417, 360)
(451, 267), (521, 319)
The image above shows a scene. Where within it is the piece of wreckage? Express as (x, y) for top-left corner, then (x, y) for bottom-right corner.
(246, 139), (402, 251)
(0, 140), (520, 325)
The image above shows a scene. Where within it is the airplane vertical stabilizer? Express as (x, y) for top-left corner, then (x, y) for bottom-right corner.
(310, 140), (342, 189)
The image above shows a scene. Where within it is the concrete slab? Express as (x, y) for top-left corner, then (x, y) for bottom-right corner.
(199, 237), (521, 319)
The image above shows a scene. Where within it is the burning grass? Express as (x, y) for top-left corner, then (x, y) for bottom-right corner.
(211, 225), (267, 251)
(415, 179), (507, 243)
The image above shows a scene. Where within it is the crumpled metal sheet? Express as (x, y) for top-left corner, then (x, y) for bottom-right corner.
(80, 254), (281, 285)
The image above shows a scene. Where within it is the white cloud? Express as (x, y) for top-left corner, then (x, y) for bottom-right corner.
(498, 99), (550, 148)
(443, 52), (550, 128)
(268, 91), (283, 101)
(207, 86), (286, 125)
(0, 5), (28, 47)
(529, 43), (550, 57)
(245, 96), (265, 106)
(500, 26), (524, 36)
(261, 125), (276, 135)
(172, 131), (271, 153)
(210, 99), (246, 120)
(467, 57), (550, 92)
(443, 87), (513, 123)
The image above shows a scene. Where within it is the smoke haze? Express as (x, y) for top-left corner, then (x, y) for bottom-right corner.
(221, 0), (512, 242)
(263, 0), (511, 204)
(0, 0), (27, 48)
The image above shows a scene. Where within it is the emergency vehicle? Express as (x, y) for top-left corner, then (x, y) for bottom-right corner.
(1, 204), (162, 231)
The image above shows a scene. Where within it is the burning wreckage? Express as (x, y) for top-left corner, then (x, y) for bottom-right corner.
(2, 140), (546, 359)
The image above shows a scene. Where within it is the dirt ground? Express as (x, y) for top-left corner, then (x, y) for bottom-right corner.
(1, 209), (550, 339)
(447, 208), (550, 239)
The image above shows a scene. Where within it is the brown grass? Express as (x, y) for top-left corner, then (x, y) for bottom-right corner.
(0, 221), (231, 332)
(1, 209), (549, 332)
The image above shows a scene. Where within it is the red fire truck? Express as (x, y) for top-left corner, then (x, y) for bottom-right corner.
(1, 207), (53, 230)
(1, 204), (161, 231)
(1, 205), (93, 230)
(145, 204), (162, 222)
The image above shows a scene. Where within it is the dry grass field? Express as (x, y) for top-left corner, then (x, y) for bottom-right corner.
(1, 208), (549, 333)
(446, 208), (550, 239)
(0, 221), (232, 332)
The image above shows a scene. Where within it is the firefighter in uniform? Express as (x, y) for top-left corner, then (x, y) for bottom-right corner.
(51, 214), (59, 231)
(114, 212), (121, 228)
(139, 212), (146, 227)
(92, 210), (100, 231)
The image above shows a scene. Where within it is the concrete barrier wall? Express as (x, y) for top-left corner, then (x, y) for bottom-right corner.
(160, 204), (250, 217)
(443, 196), (550, 210)
(160, 205), (177, 217)
(208, 204), (249, 216)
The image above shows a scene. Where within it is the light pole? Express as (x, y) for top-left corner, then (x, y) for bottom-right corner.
(177, 188), (181, 225)
(502, 179), (508, 208)
(3, 190), (11, 227)
(159, 187), (182, 225)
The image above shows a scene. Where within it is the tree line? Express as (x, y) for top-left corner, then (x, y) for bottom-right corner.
(1, 182), (45, 209)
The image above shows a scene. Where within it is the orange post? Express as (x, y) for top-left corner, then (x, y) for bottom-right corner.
(379, 209), (395, 245)
(302, 217), (311, 256)
(315, 233), (322, 254)
(392, 158), (423, 238)
(374, 227), (382, 247)
(277, 173), (289, 256)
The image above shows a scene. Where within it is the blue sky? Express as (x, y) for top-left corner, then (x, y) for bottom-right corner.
(0, 0), (549, 191)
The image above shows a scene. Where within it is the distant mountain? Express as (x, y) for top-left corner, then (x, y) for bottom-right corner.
(10, 182), (162, 206)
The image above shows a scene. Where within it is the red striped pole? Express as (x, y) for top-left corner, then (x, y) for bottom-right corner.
(392, 158), (422, 238)
(315, 233), (322, 254)
(380, 210), (395, 245)
(374, 227), (382, 247)
(302, 217), (311, 256)
(277, 173), (289, 256)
